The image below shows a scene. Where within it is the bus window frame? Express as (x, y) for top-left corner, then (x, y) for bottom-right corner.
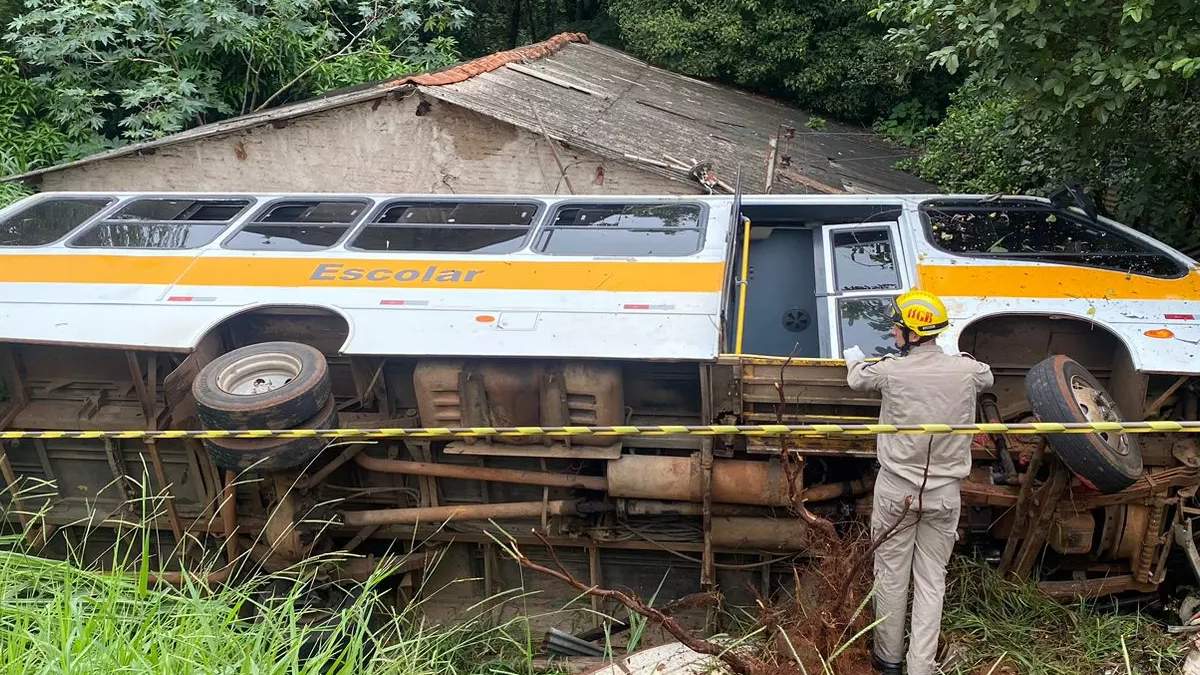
(345, 197), (544, 255)
(219, 196), (373, 251)
(533, 200), (709, 257)
(67, 195), (258, 250)
(0, 194), (121, 248)
(820, 220), (912, 357)
(918, 197), (1188, 280)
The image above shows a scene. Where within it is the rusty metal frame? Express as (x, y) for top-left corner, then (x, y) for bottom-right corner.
(2, 331), (1199, 604)
(699, 375), (716, 591)
(1011, 463), (1071, 580)
(221, 469), (239, 563)
(999, 439), (1046, 575)
(126, 351), (186, 545)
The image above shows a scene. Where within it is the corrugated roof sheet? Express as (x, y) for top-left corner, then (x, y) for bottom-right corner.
(5, 33), (932, 194)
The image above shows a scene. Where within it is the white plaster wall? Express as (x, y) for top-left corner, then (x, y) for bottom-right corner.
(40, 94), (695, 196)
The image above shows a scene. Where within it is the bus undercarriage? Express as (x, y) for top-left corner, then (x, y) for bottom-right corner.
(1, 306), (1198, 618)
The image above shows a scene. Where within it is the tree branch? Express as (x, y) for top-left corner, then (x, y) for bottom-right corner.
(507, 529), (764, 675)
(253, 9), (392, 112)
(774, 347), (837, 539)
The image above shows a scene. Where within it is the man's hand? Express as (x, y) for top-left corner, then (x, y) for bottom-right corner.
(843, 345), (866, 366)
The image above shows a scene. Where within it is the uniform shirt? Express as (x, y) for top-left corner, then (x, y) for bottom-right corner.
(846, 341), (994, 491)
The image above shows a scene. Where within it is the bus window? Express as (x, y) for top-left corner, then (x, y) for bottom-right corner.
(536, 203), (704, 256)
(831, 228), (900, 292)
(72, 198), (250, 249)
(923, 200), (1185, 278)
(838, 296), (898, 357)
(351, 201), (537, 253)
(0, 197), (113, 247)
(225, 200), (367, 250)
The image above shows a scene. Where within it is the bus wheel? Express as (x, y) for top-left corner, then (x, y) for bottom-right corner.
(203, 397), (338, 471)
(193, 341), (331, 430)
(1025, 355), (1143, 493)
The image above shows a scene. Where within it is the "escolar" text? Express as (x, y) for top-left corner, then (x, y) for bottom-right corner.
(310, 263), (484, 283)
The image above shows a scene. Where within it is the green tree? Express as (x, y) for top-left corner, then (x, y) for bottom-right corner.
(873, 0), (1200, 246)
(606, 0), (954, 123)
(0, 54), (102, 175)
(5, 0), (471, 142)
(872, 0), (1200, 125)
(905, 85), (1067, 195)
(457, 0), (616, 56)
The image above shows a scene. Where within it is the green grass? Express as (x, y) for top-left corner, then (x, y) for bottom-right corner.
(0, 531), (544, 674)
(0, 479), (1189, 675)
(0, 467), (565, 674)
(1, 542), (1185, 675)
(941, 559), (1186, 674)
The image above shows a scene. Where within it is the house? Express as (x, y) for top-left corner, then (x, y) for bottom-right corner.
(4, 33), (932, 196)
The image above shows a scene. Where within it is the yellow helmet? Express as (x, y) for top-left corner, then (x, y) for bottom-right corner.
(891, 290), (949, 337)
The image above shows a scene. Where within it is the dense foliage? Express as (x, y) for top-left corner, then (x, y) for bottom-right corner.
(873, 0), (1200, 245)
(873, 0), (1200, 124)
(8, 0), (469, 141)
(603, 0), (953, 123)
(0, 54), (90, 175)
(0, 0), (469, 192)
(456, 0), (613, 56)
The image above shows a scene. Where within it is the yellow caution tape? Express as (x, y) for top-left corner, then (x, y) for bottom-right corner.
(0, 421), (1198, 440)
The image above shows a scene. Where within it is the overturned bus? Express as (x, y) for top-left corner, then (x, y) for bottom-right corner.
(0, 190), (1198, 604)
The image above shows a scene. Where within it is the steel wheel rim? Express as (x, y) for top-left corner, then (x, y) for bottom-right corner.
(1069, 374), (1130, 456)
(216, 352), (304, 396)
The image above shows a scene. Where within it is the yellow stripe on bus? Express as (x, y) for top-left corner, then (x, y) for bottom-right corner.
(919, 264), (1200, 301)
(0, 255), (190, 285)
(4, 255), (1198, 299)
(0, 255), (727, 293)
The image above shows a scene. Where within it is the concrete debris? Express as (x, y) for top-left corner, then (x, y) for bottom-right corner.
(583, 643), (730, 675)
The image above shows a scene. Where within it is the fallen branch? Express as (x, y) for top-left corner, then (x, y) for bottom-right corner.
(502, 529), (765, 675)
(774, 349), (837, 539)
(573, 591), (719, 642)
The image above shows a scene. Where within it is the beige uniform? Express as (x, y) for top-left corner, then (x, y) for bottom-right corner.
(847, 342), (993, 675)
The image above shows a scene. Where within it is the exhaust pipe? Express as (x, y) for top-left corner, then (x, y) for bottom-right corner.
(353, 454), (607, 490)
(341, 499), (583, 527)
(606, 455), (871, 506)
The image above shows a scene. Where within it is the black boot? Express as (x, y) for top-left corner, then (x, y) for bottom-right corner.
(871, 651), (903, 675)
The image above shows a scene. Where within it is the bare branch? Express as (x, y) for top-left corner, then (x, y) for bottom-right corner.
(510, 530), (765, 675)
(254, 6), (401, 112)
(773, 345), (837, 539)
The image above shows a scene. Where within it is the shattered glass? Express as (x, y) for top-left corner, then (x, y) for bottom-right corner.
(924, 203), (1183, 278)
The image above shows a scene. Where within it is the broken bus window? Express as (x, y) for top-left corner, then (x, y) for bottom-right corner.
(351, 201), (537, 253)
(224, 200), (368, 250)
(536, 203), (704, 256)
(922, 200), (1184, 278)
(71, 198), (251, 249)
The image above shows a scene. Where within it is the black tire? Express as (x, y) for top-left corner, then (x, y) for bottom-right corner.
(1025, 355), (1143, 493)
(193, 341), (330, 431)
(204, 397), (338, 471)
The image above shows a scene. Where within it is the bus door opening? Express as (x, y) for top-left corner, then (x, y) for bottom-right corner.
(729, 203), (906, 358)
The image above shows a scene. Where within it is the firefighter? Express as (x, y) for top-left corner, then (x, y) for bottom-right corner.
(843, 290), (993, 675)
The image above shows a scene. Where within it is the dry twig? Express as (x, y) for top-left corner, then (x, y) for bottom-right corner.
(774, 349), (837, 539)
(502, 530), (764, 675)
